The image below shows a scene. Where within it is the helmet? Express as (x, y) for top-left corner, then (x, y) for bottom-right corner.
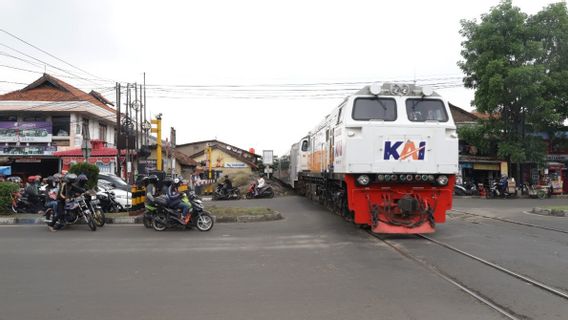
(46, 176), (54, 184)
(53, 173), (63, 182)
(162, 177), (173, 187)
(27, 176), (36, 183)
(65, 173), (77, 183)
(141, 176), (149, 185)
(173, 177), (181, 186)
(77, 174), (88, 184)
(224, 175), (229, 179)
(148, 175), (159, 184)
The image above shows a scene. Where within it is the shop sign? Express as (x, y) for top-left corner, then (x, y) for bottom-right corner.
(15, 158), (42, 163)
(224, 162), (247, 168)
(547, 154), (568, 161)
(473, 163), (500, 171)
(0, 122), (53, 143)
(0, 145), (56, 156)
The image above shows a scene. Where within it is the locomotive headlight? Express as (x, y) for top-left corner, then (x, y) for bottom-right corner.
(357, 175), (370, 186)
(390, 174), (398, 181)
(399, 174), (406, 181)
(436, 175), (449, 186)
(384, 175), (391, 181)
(415, 175), (422, 181)
(422, 86), (434, 96)
(377, 175), (385, 182)
(406, 174), (413, 181)
(427, 175), (435, 182)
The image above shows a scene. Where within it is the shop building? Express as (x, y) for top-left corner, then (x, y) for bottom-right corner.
(0, 74), (117, 178)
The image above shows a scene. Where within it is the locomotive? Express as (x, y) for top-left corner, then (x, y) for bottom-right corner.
(275, 83), (458, 234)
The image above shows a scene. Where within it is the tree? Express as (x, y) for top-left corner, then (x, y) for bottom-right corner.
(458, 0), (568, 178)
(69, 162), (100, 189)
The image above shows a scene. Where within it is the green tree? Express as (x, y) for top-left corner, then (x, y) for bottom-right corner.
(69, 162), (99, 189)
(458, 0), (568, 178)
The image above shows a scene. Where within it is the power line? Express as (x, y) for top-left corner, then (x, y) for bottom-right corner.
(0, 28), (114, 83)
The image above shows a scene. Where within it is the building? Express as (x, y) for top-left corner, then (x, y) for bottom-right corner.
(449, 103), (507, 186)
(176, 139), (260, 179)
(0, 74), (117, 178)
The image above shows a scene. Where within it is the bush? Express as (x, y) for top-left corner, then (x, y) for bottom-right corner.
(69, 162), (100, 189)
(0, 182), (20, 214)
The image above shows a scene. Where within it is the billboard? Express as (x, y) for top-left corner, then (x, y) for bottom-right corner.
(262, 150), (273, 165)
(0, 122), (53, 143)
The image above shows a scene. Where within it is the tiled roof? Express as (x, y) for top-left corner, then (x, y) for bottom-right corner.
(0, 73), (115, 113)
(174, 150), (198, 166)
(54, 147), (119, 157)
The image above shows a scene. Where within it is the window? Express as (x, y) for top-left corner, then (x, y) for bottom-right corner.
(301, 140), (309, 152)
(336, 103), (345, 125)
(405, 99), (448, 122)
(99, 123), (107, 141)
(22, 114), (46, 122)
(52, 116), (70, 136)
(0, 115), (17, 121)
(352, 98), (397, 121)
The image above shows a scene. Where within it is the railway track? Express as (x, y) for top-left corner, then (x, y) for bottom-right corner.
(449, 209), (568, 235)
(368, 231), (568, 320)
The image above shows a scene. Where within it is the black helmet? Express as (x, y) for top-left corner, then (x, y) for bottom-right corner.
(46, 176), (54, 183)
(162, 177), (173, 187)
(148, 175), (159, 184)
(53, 173), (63, 182)
(77, 174), (88, 185)
(65, 173), (77, 183)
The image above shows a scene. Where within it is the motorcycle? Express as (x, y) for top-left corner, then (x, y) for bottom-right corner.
(212, 184), (241, 200)
(245, 183), (274, 199)
(151, 192), (214, 232)
(96, 187), (123, 213)
(487, 179), (515, 199)
(11, 190), (46, 213)
(44, 192), (100, 231)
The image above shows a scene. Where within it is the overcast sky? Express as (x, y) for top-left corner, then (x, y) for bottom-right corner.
(0, 0), (562, 155)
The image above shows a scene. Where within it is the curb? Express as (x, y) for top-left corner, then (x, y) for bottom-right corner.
(531, 207), (567, 217)
(0, 211), (283, 225)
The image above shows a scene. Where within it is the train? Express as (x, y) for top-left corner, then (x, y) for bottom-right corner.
(275, 82), (458, 234)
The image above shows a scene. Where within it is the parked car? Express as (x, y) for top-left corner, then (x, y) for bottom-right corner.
(98, 174), (130, 192)
(97, 179), (131, 209)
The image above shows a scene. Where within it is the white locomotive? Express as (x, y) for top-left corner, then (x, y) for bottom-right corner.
(276, 83), (458, 234)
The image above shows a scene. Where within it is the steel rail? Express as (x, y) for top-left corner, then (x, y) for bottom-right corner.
(418, 234), (568, 301)
(368, 232), (522, 320)
(450, 209), (568, 235)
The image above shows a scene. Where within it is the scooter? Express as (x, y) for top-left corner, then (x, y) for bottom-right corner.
(151, 192), (214, 232)
(245, 183), (274, 199)
(212, 184), (241, 200)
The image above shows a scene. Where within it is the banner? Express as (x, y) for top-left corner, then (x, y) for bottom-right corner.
(0, 166), (11, 175)
(0, 145), (57, 156)
(0, 122), (53, 143)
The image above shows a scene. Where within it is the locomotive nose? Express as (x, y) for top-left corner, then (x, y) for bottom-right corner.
(398, 195), (419, 214)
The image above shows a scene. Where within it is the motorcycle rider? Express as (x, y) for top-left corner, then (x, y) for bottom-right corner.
(255, 174), (266, 197)
(144, 175), (159, 204)
(221, 175), (233, 197)
(23, 176), (40, 208)
(44, 176), (59, 216)
(167, 177), (191, 224)
(52, 173), (77, 230)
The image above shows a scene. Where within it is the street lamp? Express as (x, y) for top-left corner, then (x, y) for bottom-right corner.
(82, 139), (91, 162)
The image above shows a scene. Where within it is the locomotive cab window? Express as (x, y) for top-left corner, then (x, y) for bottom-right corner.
(301, 140), (309, 151)
(405, 99), (448, 122)
(352, 98), (396, 121)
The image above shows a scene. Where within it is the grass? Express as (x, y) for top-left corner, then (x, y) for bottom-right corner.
(206, 205), (274, 218)
(544, 206), (568, 211)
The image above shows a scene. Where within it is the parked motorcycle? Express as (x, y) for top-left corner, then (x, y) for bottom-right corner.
(245, 183), (274, 199)
(151, 192), (214, 232)
(96, 186), (123, 213)
(11, 190), (46, 213)
(212, 184), (241, 200)
(45, 192), (99, 231)
(487, 179), (516, 199)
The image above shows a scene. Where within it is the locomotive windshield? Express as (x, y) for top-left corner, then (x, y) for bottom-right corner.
(405, 99), (448, 122)
(352, 98), (396, 121)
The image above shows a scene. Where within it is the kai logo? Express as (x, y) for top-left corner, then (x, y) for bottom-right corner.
(384, 140), (426, 160)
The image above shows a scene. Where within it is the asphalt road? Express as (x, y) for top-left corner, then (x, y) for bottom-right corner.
(0, 196), (566, 320)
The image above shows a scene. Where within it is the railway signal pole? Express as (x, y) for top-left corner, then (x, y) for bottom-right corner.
(151, 114), (162, 171)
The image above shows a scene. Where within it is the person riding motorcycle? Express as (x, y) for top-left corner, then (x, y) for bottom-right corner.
(255, 174), (266, 197)
(167, 178), (191, 224)
(24, 176), (40, 205)
(144, 175), (159, 204)
(44, 176), (59, 215)
(221, 175), (233, 196)
(51, 173), (78, 230)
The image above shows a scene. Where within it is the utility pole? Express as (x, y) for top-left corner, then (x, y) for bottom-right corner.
(116, 82), (121, 177)
(151, 114), (163, 171)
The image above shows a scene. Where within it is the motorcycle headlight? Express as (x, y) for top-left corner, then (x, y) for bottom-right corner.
(357, 175), (370, 186)
(436, 175), (449, 186)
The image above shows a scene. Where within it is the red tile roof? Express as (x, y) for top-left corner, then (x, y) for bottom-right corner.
(53, 147), (119, 157)
(0, 73), (115, 113)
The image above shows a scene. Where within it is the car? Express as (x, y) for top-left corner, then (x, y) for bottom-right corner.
(97, 179), (131, 208)
(98, 174), (130, 192)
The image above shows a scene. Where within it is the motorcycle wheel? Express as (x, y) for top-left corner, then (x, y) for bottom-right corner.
(11, 203), (18, 214)
(152, 214), (167, 231)
(196, 211), (214, 232)
(86, 214), (97, 231)
(45, 209), (56, 227)
(537, 189), (546, 200)
(245, 192), (253, 199)
(143, 215), (153, 228)
(93, 209), (105, 227)
(267, 190), (274, 198)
